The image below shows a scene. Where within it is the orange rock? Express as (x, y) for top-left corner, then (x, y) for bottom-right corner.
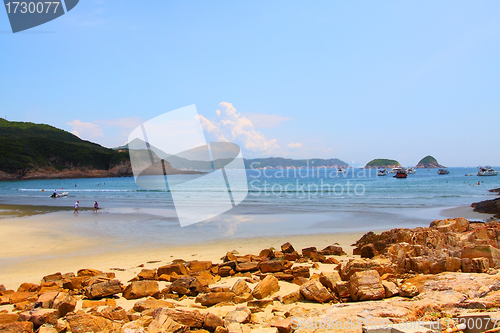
(157, 263), (188, 276)
(122, 281), (160, 300)
(0, 321), (34, 333)
(252, 275), (280, 300)
(0, 313), (18, 325)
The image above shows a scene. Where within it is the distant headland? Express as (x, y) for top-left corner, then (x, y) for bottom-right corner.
(415, 155), (445, 169)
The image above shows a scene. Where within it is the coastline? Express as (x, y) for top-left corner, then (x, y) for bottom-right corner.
(0, 203), (494, 290)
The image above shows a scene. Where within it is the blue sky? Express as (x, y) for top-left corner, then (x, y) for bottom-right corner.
(1, 1), (499, 167)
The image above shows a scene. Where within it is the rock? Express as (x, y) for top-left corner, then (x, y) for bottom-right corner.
(472, 197), (500, 218)
(168, 276), (208, 296)
(35, 291), (58, 308)
(337, 258), (395, 281)
(301, 247), (317, 258)
(6, 291), (38, 305)
(258, 260), (292, 273)
(235, 262), (259, 273)
(334, 281), (350, 299)
(323, 257), (340, 264)
(319, 245), (346, 256)
(84, 279), (123, 300)
(153, 308), (205, 328)
(157, 263), (188, 276)
(271, 318), (293, 333)
(29, 308), (59, 328)
(224, 307), (251, 324)
(318, 272), (342, 290)
(62, 276), (87, 291)
(218, 266), (235, 277)
(76, 268), (103, 277)
(195, 292), (235, 306)
(120, 321), (146, 332)
(252, 275), (280, 299)
(0, 313), (18, 325)
(299, 280), (333, 303)
(400, 282), (419, 297)
(360, 244), (378, 259)
(204, 312), (224, 331)
(133, 297), (175, 312)
(147, 314), (188, 333)
(81, 299), (115, 308)
(281, 242), (295, 254)
(223, 252), (238, 262)
(462, 245), (500, 268)
(272, 272), (294, 281)
(214, 327), (229, 333)
(42, 272), (63, 283)
(291, 277), (308, 286)
(247, 299), (274, 309)
(278, 290), (304, 305)
(291, 266), (310, 278)
(17, 283), (40, 293)
(0, 321), (34, 333)
(52, 292), (76, 317)
(187, 261), (212, 273)
(283, 251), (301, 261)
(233, 293), (253, 304)
(259, 249), (276, 260)
(231, 279), (251, 296)
(349, 270), (385, 301)
(382, 280), (399, 298)
(136, 269), (157, 281)
(123, 281), (160, 300)
(37, 324), (58, 333)
(66, 313), (122, 333)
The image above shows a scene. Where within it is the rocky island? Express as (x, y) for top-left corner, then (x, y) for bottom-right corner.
(415, 155), (445, 169)
(364, 159), (401, 169)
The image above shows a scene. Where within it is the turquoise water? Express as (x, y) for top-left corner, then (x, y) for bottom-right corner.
(0, 167), (498, 241)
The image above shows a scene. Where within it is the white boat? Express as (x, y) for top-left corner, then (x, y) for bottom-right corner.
(50, 192), (68, 198)
(477, 166), (499, 176)
(389, 167), (406, 174)
(406, 167), (416, 174)
(377, 169), (388, 176)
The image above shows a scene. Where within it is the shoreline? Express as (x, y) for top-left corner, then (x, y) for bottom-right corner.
(0, 202), (495, 290)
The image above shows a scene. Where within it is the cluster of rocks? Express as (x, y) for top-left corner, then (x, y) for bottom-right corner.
(472, 196), (500, 219)
(353, 217), (500, 274)
(1, 218), (500, 332)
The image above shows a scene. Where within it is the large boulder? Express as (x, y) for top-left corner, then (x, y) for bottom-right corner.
(462, 245), (500, 268)
(349, 270), (385, 301)
(168, 276), (208, 296)
(281, 242), (295, 253)
(231, 279), (251, 296)
(153, 308), (205, 328)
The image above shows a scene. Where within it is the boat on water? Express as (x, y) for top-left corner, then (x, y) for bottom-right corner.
(337, 167), (346, 173)
(393, 169), (408, 178)
(406, 167), (416, 174)
(377, 169), (388, 176)
(477, 166), (499, 176)
(438, 169), (449, 175)
(50, 192), (68, 198)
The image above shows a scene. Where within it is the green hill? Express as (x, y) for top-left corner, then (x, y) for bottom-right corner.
(416, 155), (445, 168)
(365, 159), (401, 168)
(0, 118), (129, 178)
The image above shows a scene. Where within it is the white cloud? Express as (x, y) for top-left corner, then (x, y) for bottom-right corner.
(66, 120), (103, 139)
(287, 142), (303, 150)
(242, 113), (291, 128)
(199, 102), (280, 154)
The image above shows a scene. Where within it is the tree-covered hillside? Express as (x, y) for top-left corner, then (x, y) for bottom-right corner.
(0, 118), (129, 177)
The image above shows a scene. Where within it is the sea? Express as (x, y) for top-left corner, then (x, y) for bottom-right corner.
(0, 167), (498, 247)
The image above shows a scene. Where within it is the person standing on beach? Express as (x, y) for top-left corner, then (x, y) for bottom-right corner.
(93, 201), (99, 213)
(74, 201), (79, 214)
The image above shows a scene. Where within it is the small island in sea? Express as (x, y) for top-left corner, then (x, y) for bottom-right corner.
(415, 155), (445, 169)
(364, 158), (401, 169)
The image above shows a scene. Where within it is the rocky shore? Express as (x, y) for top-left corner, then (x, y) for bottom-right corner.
(1, 217), (500, 333)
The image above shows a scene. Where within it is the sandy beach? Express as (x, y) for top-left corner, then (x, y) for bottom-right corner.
(0, 203), (493, 290)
